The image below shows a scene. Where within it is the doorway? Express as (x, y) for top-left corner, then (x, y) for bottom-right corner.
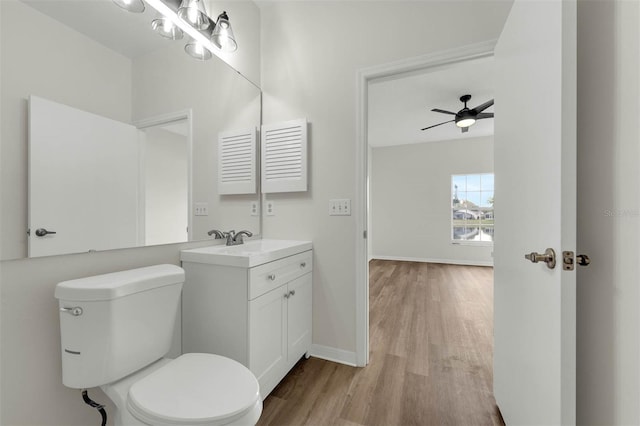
(135, 110), (193, 246)
(363, 49), (498, 420)
(354, 41), (497, 367)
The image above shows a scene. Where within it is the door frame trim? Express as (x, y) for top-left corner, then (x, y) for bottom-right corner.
(353, 39), (497, 366)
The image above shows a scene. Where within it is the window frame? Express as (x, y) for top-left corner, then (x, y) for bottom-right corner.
(450, 172), (494, 246)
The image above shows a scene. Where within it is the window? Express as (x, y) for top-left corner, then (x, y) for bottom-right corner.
(451, 173), (494, 243)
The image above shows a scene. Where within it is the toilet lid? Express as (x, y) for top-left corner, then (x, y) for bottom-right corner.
(128, 353), (260, 426)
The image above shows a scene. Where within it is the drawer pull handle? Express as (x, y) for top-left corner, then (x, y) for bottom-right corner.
(300, 262), (306, 268)
(268, 274), (276, 281)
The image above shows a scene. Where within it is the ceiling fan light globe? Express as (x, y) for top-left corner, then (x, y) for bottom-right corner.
(456, 118), (476, 128)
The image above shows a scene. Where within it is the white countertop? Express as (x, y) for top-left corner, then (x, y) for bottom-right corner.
(180, 239), (313, 268)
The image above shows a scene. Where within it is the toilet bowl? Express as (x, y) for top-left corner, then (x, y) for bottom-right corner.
(55, 264), (262, 426)
(102, 354), (261, 426)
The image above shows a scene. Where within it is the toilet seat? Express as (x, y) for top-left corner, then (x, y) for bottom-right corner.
(127, 353), (261, 426)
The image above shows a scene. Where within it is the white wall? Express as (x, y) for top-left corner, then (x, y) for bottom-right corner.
(576, 1), (640, 424)
(259, 1), (512, 356)
(132, 42), (261, 241)
(0, 2), (261, 425)
(371, 137), (493, 265)
(0, 0), (133, 260)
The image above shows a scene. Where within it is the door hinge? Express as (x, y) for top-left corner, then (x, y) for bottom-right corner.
(363, 230), (367, 239)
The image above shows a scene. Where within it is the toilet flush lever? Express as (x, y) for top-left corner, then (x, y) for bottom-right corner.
(60, 307), (83, 316)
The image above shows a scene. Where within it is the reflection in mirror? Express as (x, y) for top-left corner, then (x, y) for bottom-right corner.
(139, 116), (190, 247)
(0, 0), (261, 260)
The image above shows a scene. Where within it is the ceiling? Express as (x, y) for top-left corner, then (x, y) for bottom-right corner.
(368, 56), (495, 148)
(23, 0), (172, 58)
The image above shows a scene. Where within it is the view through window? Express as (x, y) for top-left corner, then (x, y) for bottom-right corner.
(451, 173), (494, 243)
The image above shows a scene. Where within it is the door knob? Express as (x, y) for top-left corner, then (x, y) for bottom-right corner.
(524, 248), (556, 269)
(35, 228), (57, 237)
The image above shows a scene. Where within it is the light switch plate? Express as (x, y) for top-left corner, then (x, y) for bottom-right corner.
(194, 202), (209, 216)
(329, 199), (351, 216)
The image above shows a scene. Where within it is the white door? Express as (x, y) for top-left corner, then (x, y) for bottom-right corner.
(28, 96), (140, 257)
(493, 0), (576, 424)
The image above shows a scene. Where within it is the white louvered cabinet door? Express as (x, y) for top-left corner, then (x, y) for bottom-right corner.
(261, 119), (308, 193)
(218, 128), (257, 195)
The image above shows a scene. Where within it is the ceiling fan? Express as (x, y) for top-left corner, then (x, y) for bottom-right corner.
(421, 94), (494, 133)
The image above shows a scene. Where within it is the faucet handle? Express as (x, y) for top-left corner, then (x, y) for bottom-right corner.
(207, 229), (226, 239)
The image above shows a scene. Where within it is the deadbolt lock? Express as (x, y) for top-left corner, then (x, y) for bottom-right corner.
(524, 248), (556, 269)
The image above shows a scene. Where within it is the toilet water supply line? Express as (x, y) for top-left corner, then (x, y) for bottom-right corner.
(81, 389), (107, 426)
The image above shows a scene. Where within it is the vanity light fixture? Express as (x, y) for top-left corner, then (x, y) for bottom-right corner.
(144, 0), (238, 61)
(177, 0), (210, 31)
(151, 14), (184, 40)
(185, 38), (212, 61)
(211, 11), (237, 52)
(112, 0), (145, 13)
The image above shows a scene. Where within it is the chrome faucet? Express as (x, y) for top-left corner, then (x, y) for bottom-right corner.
(207, 229), (226, 239)
(233, 230), (253, 245)
(207, 229), (252, 246)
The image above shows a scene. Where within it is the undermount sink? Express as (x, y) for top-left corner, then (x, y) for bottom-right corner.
(180, 239), (313, 267)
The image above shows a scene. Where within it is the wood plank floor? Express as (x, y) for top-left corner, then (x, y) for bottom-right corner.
(257, 260), (503, 426)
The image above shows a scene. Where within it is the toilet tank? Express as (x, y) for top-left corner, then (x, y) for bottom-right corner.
(55, 264), (184, 389)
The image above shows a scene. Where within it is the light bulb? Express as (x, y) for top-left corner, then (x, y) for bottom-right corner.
(184, 40), (212, 60)
(187, 7), (198, 24)
(456, 118), (476, 128)
(211, 11), (237, 52)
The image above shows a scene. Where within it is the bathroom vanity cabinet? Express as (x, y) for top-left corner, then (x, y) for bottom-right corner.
(180, 241), (312, 399)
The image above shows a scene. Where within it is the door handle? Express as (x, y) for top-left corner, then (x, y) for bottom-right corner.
(35, 228), (57, 237)
(524, 248), (556, 269)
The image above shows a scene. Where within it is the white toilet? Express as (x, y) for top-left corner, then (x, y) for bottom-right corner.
(55, 264), (262, 426)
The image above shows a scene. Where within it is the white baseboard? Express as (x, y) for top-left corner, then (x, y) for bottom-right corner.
(309, 344), (357, 367)
(371, 255), (493, 267)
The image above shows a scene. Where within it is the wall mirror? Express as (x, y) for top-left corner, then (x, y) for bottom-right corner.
(0, 0), (262, 260)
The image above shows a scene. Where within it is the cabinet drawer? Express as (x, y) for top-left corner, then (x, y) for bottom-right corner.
(249, 251), (312, 300)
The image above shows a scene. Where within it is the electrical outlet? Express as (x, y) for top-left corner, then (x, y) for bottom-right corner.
(250, 201), (260, 216)
(329, 199), (351, 216)
(265, 201), (275, 216)
(194, 202), (209, 216)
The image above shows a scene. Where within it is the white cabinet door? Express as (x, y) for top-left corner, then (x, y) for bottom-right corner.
(493, 0), (576, 424)
(249, 285), (288, 394)
(287, 274), (312, 363)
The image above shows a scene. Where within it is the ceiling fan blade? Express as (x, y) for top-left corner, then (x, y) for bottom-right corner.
(421, 120), (455, 131)
(461, 126), (469, 133)
(431, 108), (457, 115)
(472, 99), (494, 113)
(476, 112), (494, 119)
